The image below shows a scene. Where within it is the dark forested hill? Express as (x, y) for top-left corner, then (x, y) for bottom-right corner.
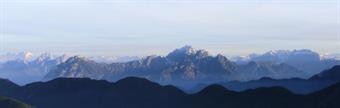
(220, 65), (340, 94)
(0, 96), (33, 108)
(0, 77), (340, 108)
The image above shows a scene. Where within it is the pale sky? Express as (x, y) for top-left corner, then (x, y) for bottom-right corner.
(0, 0), (339, 56)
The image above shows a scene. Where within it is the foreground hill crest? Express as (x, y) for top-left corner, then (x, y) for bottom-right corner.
(1, 76), (340, 108)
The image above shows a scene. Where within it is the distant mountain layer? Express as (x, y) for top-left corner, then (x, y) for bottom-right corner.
(0, 52), (138, 64)
(218, 65), (340, 94)
(311, 65), (340, 80)
(0, 52), (138, 85)
(1, 47), (339, 85)
(0, 96), (33, 108)
(0, 53), (68, 85)
(0, 77), (339, 108)
(232, 49), (340, 76)
(44, 46), (308, 87)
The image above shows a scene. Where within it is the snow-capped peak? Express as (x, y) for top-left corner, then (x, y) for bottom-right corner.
(321, 53), (340, 60)
(168, 45), (210, 57)
(36, 53), (54, 62)
(174, 45), (196, 55)
(229, 49), (324, 64)
(266, 50), (290, 55)
(15, 51), (35, 63)
(260, 49), (318, 58)
(88, 56), (139, 63)
(24, 52), (33, 59)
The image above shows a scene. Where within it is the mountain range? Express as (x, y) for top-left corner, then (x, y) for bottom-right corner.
(232, 49), (340, 76)
(0, 52), (138, 85)
(1, 46), (339, 86)
(215, 65), (340, 94)
(0, 76), (339, 108)
(43, 46), (339, 89)
(0, 53), (69, 85)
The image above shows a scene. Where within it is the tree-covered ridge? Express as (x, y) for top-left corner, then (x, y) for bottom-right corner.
(0, 96), (33, 108)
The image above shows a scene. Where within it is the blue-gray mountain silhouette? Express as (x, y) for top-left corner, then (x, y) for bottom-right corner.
(1, 77), (340, 108)
(219, 65), (340, 94)
(44, 46), (307, 88)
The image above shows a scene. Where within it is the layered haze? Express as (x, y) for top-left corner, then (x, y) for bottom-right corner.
(1, 1), (340, 107)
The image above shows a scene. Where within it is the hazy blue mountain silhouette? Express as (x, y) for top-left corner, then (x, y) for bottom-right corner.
(0, 78), (20, 95)
(235, 49), (340, 76)
(310, 65), (340, 80)
(0, 77), (340, 108)
(219, 65), (340, 94)
(44, 46), (307, 89)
